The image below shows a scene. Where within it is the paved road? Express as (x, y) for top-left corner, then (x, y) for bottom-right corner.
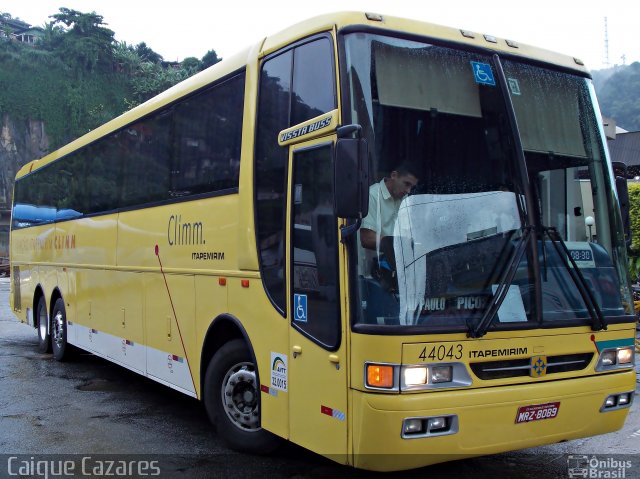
(0, 278), (638, 478)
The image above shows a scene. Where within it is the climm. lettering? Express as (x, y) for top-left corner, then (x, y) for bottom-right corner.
(167, 215), (205, 246)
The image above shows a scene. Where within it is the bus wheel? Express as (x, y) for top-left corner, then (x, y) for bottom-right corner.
(36, 296), (52, 354)
(204, 339), (280, 454)
(51, 298), (71, 361)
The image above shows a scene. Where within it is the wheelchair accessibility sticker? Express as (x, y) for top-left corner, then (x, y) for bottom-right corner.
(294, 294), (308, 322)
(471, 61), (496, 86)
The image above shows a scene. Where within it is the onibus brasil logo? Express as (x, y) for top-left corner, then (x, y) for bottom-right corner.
(567, 455), (632, 478)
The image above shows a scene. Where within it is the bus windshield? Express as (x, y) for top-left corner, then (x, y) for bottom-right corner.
(344, 33), (632, 330)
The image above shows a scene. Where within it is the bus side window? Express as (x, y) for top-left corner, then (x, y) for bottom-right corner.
(255, 50), (293, 314)
(291, 145), (340, 348)
(291, 38), (336, 125)
(172, 73), (245, 196)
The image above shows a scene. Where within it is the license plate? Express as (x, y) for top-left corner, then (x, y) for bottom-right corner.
(515, 402), (560, 424)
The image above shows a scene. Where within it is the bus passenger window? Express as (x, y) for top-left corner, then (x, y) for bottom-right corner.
(172, 73), (245, 196)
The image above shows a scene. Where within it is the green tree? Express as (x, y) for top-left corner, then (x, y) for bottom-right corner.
(597, 62), (640, 131)
(1, 12), (13, 39)
(626, 183), (640, 282)
(181, 56), (201, 74)
(113, 41), (141, 75)
(39, 21), (65, 51)
(201, 49), (221, 70)
(135, 42), (163, 63)
(127, 61), (189, 107)
(48, 8), (115, 72)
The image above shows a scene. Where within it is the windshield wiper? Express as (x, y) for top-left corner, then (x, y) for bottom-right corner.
(543, 227), (607, 331)
(469, 226), (533, 338)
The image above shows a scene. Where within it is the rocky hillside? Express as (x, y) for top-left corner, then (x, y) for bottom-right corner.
(0, 115), (49, 206)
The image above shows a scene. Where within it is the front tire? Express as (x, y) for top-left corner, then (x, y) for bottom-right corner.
(36, 296), (51, 354)
(51, 298), (71, 361)
(203, 339), (280, 454)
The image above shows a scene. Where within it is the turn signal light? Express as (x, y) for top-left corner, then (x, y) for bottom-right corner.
(366, 364), (394, 388)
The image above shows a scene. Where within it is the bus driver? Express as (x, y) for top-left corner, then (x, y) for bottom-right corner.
(359, 163), (419, 277)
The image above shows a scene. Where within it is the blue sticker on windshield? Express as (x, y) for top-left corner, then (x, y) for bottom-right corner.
(471, 61), (496, 86)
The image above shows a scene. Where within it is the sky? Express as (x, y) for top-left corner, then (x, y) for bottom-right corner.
(2, 0), (639, 71)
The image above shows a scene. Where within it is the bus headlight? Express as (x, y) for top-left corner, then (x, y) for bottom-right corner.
(430, 365), (453, 384)
(402, 365), (452, 387)
(401, 363), (472, 391)
(596, 347), (635, 371)
(403, 366), (428, 386)
(617, 347), (634, 365)
(600, 350), (616, 367)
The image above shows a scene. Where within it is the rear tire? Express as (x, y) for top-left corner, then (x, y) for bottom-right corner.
(51, 298), (71, 361)
(36, 296), (51, 354)
(203, 339), (280, 454)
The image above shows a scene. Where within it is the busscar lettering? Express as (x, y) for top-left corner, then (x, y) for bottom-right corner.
(280, 116), (333, 142)
(192, 251), (225, 261)
(167, 214), (205, 246)
(16, 235), (76, 252)
(469, 347), (528, 358)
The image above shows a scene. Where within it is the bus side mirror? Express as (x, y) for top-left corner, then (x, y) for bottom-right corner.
(334, 137), (369, 219)
(615, 176), (631, 247)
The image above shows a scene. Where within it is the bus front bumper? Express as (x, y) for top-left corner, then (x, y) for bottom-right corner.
(351, 371), (635, 471)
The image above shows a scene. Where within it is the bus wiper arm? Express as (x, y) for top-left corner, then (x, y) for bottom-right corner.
(543, 227), (607, 331)
(469, 226), (533, 338)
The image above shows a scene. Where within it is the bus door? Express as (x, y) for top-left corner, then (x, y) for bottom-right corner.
(288, 139), (348, 458)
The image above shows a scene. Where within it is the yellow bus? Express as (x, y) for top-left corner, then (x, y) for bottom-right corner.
(10, 11), (637, 471)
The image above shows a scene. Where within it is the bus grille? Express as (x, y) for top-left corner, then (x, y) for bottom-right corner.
(470, 353), (594, 380)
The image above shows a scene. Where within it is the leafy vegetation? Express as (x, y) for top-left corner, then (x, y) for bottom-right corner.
(592, 63), (640, 131)
(0, 8), (221, 150)
(626, 183), (640, 281)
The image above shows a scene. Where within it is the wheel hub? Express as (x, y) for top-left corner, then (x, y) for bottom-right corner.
(222, 362), (260, 431)
(52, 311), (64, 346)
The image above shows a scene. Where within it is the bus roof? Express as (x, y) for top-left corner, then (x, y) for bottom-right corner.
(260, 11), (589, 73)
(17, 11), (590, 179)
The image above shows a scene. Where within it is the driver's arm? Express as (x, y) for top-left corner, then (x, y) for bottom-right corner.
(360, 228), (378, 250)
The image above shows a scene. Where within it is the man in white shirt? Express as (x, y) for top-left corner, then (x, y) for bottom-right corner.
(358, 164), (418, 280)
(360, 164), (419, 251)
